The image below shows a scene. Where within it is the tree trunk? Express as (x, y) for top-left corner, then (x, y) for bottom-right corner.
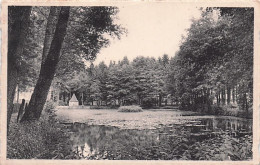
(218, 92), (221, 105)
(7, 48), (17, 127)
(21, 7), (70, 122)
(216, 92), (218, 105)
(245, 93), (248, 117)
(17, 99), (25, 122)
(227, 86), (231, 104)
(221, 88), (225, 105)
(159, 94), (162, 107)
(16, 84), (19, 103)
(81, 92), (84, 105)
(41, 7), (60, 64)
(232, 87), (235, 103)
(243, 92), (247, 111)
(63, 91), (66, 102)
(7, 6), (32, 130)
(216, 91), (219, 105)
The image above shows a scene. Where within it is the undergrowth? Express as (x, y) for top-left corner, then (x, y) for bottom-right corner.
(7, 101), (76, 159)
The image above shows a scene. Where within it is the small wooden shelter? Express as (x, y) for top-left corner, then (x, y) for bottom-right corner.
(69, 94), (79, 106)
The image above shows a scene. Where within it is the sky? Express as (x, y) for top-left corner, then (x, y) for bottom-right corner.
(93, 3), (202, 65)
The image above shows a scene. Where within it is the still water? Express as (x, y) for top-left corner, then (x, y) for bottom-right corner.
(68, 116), (252, 160)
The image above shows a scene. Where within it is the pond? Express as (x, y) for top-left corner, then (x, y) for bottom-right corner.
(56, 109), (252, 160)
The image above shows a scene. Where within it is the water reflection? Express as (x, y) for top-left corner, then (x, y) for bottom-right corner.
(69, 117), (252, 160)
(184, 117), (252, 133)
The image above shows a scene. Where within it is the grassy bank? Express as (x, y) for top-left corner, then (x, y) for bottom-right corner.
(181, 104), (252, 119)
(7, 102), (76, 159)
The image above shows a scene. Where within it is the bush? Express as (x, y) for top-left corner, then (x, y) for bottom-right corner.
(142, 97), (154, 108)
(118, 105), (143, 112)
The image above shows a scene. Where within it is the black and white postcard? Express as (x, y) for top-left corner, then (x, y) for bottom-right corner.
(1, 0), (260, 165)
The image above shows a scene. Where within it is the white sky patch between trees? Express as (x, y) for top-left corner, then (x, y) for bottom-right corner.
(93, 4), (201, 65)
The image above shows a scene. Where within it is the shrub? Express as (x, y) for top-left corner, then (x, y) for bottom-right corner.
(142, 97), (154, 108)
(118, 105), (143, 112)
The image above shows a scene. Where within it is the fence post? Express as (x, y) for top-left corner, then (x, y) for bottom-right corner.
(17, 99), (25, 122)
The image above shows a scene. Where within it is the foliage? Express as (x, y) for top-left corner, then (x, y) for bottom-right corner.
(166, 8), (253, 116)
(16, 7), (47, 92)
(72, 55), (169, 107)
(142, 97), (155, 108)
(7, 110), (74, 159)
(182, 134), (252, 160)
(54, 6), (127, 82)
(66, 7), (126, 61)
(118, 105), (143, 112)
(18, 6), (126, 121)
(7, 6), (32, 130)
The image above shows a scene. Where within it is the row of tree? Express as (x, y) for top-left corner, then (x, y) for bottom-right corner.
(54, 55), (171, 107)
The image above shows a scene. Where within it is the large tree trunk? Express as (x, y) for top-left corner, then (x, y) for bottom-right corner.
(41, 7), (60, 64)
(21, 7), (70, 122)
(7, 7), (32, 130)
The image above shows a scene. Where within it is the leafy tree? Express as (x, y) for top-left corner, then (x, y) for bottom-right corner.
(162, 54), (169, 67)
(121, 56), (130, 65)
(17, 7), (48, 94)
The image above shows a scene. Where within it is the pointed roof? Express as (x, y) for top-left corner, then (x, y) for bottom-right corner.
(70, 94), (78, 102)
